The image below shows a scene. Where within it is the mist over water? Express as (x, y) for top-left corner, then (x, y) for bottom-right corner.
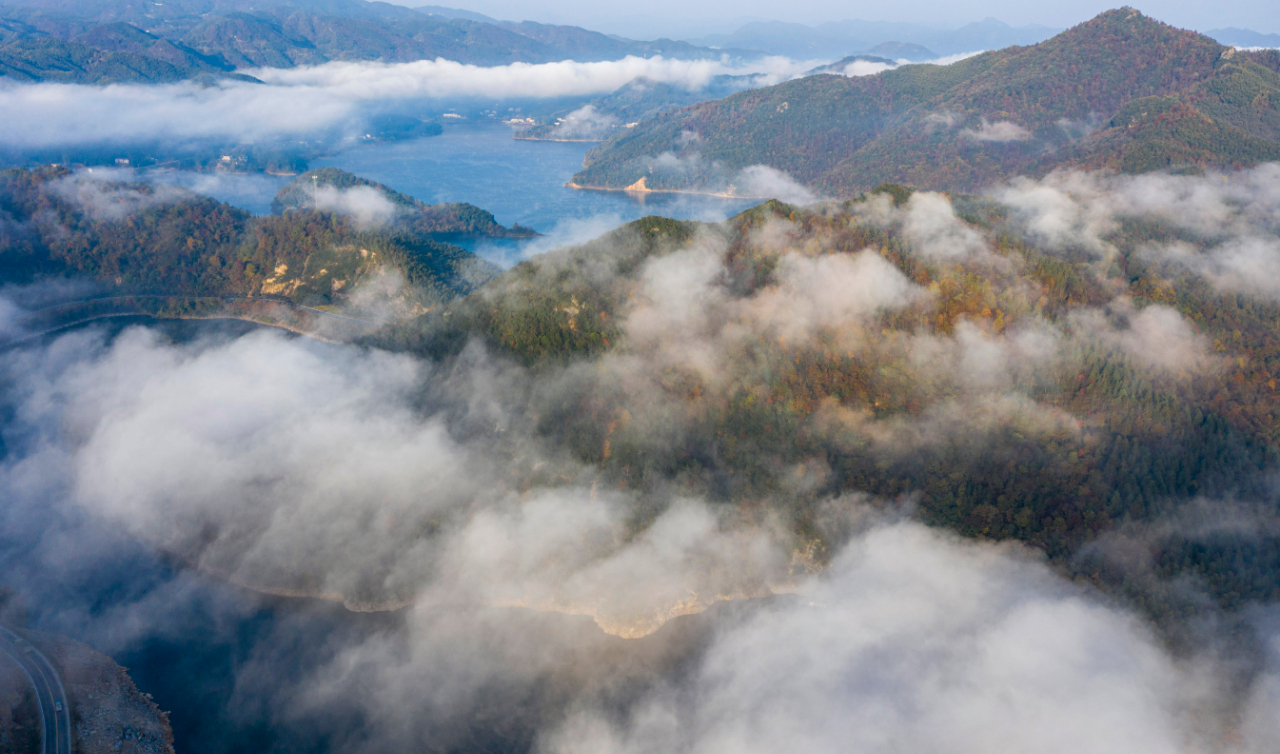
(126, 122), (758, 267)
(311, 122), (759, 265)
(138, 171), (294, 217)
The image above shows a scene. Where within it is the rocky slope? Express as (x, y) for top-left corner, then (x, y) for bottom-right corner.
(1, 629), (175, 754)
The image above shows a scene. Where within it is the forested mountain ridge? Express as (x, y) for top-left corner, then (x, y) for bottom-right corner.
(364, 176), (1280, 631)
(7, 155), (1280, 640)
(0, 0), (754, 83)
(0, 12), (257, 82)
(572, 9), (1280, 196)
(0, 166), (499, 315)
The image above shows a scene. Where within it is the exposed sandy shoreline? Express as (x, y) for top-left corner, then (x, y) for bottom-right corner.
(565, 179), (769, 201)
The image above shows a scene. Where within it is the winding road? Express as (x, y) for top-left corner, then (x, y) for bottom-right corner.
(0, 624), (72, 754)
(1, 294), (381, 349)
(24, 295), (379, 325)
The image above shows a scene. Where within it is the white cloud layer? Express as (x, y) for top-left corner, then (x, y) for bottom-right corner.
(312, 185), (400, 228)
(962, 119), (1032, 142)
(548, 105), (621, 140)
(994, 165), (1280, 299)
(546, 521), (1263, 754)
(0, 55), (810, 150)
(3, 169), (1280, 749)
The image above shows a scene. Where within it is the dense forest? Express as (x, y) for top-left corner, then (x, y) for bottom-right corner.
(364, 179), (1280, 635)
(574, 9), (1280, 196)
(0, 166), (499, 314)
(6, 128), (1280, 642)
(0, 0), (745, 84)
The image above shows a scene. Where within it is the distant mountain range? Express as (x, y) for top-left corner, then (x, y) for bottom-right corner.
(514, 73), (771, 142)
(399, 2), (498, 25)
(0, 0), (757, 83)
(684, 17), (1063, 59)
(1206, 27), (1280, 48)
(573, 9), (1280, 196)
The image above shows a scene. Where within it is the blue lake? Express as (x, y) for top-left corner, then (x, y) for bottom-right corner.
(313, 121), (758, 266)
(147, 121), (759, 268)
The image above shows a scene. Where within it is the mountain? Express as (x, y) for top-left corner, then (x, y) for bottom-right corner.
(399, 3), (499, 24)
(804, 54), (895, 75)
(916, 17), (1062, 54)
(1, 0), (429, 38)
(0, 166), (501, 316)
(0, 33), (252, 82)
(698, 20), (847, 59)
(0, 6), (259, 82)
(1207, 27), (1280, 48)
(866, 42), (936, 61)
(688, 16), (1060, 59)
(572, 9), (1280, 197)
(0, 0), (754, 82)
(70, 20), (230, 69)
(179, 12), (329, 68)
(361, 188), (1280, 627)
(10, 154), (1280, 644)
(498, 20), (759, 61)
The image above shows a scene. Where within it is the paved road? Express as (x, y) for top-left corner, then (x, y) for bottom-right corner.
(0, 624), (72, 754)
(2, 294), (380, 349)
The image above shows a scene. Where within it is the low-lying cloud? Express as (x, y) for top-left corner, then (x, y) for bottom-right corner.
(994, 165), (1280, 299)
(49, 173), (197, 221)
(547, 521), (1277, 754)
(5, 163), (1280, 750)
(962, 119), (1032, 142)
(834, 59), (897, 77)
(0, 55), (811, 150)
(2, 311), (1277, 751)
(549, 105), (620, 140)
(312, 185), (400, 229)
(0, 49), (996, 152)
(732, 164), (819, 204)
(248, 55), (806, 101)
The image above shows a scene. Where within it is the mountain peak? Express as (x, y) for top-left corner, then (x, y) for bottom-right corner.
(1050, 6), (1223, 54)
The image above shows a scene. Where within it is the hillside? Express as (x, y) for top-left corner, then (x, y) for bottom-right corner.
(0, 166), (500, 321)
(0, 31), (252, 83)
(573, 9), (1280, 196)
(0, 627), (176, 754)
(0, 0), (752, 83)
(515, 75), (764, 142)
(0, 6), (258, 82)
(7, 154), (1280, 676)
(364, 178), (1280, 631)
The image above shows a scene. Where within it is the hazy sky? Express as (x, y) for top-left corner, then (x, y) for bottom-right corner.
(412, 0), (1280, 40)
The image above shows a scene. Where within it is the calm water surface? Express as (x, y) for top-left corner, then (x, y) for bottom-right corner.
(144, 121), (756, 267)
(313, 121), (758, 265)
